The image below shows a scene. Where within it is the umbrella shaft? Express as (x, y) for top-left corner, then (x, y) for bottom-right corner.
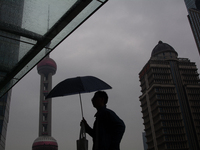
(79, 93), (84, 119)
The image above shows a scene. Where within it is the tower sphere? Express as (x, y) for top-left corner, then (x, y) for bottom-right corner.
(37, 57), (57, 75)
(32, 136), (58, 150)
(151, 41), (178, 57)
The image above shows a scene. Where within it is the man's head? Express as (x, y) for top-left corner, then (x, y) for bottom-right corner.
(91, 91), (108, 109)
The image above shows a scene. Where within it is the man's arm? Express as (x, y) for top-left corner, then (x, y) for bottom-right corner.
(81, 118), (94, 138)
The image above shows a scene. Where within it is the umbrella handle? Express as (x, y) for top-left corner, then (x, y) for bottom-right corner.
(79, 93), (84, 119)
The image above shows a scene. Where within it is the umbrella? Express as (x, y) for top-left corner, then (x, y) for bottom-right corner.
(46, 76), (112, 118)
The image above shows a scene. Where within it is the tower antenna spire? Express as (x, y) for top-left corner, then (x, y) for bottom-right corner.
(48, 5), (50, 31)
(45, 5), (50, 56)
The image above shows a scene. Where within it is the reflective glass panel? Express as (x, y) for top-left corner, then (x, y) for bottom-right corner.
(0, 0), (108, 97)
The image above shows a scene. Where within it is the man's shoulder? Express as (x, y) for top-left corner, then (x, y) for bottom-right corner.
(104, 107), (118, 116)
(105, 108), (125, 127)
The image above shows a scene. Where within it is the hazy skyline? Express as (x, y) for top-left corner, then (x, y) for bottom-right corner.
(5, 1), (200, 150)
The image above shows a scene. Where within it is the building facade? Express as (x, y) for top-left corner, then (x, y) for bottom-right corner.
(184, 0), (196, 9)
(142, 132), (148, 150)
(0, 91), (11, 150)
(184, 0), (200, 55)
(139, 41), (200, 150)
(32, 55), (58, 150)
(0, 1), (24, 149)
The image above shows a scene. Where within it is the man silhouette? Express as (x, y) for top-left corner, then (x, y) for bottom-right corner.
(82, 91), (125, 150)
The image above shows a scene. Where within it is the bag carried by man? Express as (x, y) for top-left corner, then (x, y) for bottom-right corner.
(77, 122), (88, 150)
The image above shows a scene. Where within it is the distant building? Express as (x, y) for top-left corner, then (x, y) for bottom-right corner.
(32, 55), (58, 150)
(139, 41), (200, 150)
(184, 0), (200, 55)
(0, 91), (11, 150)
(0, 0), (24, 149)
(142, 132), (148, 150)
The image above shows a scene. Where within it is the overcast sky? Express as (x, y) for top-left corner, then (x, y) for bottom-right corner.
(5, 1), (200, 150)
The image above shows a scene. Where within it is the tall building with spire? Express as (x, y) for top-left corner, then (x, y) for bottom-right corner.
(184, 0), (200, 55)
(139, 41), (200, 150)
(32, 55), (58, 150)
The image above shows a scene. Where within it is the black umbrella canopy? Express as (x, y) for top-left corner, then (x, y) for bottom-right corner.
(46, 76), (112, 99)
(46, 76), (112, 118)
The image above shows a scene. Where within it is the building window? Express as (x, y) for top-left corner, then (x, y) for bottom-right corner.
(155, 88), (159, 92)
(159, 107), (164, 112)
(165, 135), (168, 141)
(162, 121), (166, 126)
(156, 94), (161, 99)
(163, 128), (167, 134)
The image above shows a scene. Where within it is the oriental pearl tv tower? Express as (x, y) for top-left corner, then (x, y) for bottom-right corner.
(32, 53), (58, 150)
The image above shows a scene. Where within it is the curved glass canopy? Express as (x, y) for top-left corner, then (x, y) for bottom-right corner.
(0, 0), (108, 97)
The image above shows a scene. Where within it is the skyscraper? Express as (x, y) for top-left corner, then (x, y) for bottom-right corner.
(139, 41), (200, 150)
(0, 91), (11, 150)
(0, 1), (24, 149)
(184, 0), (200, 55)
(32, 55), (58, 150)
